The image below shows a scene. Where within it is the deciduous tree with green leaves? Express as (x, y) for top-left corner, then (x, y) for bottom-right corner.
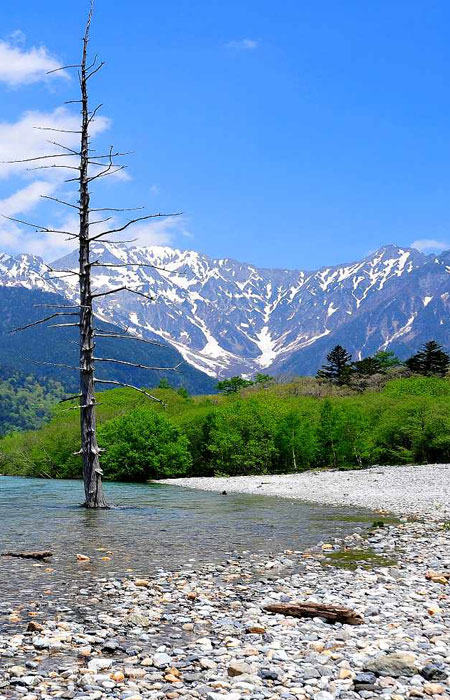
(98, 408), (191, 481)
(275, 410), (318, 471)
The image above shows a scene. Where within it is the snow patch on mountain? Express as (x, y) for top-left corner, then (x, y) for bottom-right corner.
(1, 241), (449, 377)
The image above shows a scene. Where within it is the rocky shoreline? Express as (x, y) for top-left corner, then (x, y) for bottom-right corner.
(161, 465), (450, 519)
(1, 512), (450, 700)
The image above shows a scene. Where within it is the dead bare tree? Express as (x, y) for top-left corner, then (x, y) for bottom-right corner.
(2, 4), (181, 508)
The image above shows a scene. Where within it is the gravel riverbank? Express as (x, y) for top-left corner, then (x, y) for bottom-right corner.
(161, 464), (450, 519)
(1, 468), (450, 699)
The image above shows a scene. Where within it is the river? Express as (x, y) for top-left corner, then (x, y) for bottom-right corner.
(0, 476), (375, 633)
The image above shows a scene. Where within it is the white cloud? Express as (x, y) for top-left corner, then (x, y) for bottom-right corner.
(225, 39), (259, 50)
(0, 92), (141, 259)
(0, 220), (75, 260)
(0, 37), (68, 86)
(116, 215), (192, 248)
(0, 182), (75, 259)
(411, 239), (450, 253)
(0, 180), (58, 216)
(0, 107), (115, 258)
(0, 107), (110, 180)
(0, 209), (192, 260)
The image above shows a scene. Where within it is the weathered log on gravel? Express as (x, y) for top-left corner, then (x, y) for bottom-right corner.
(263, 601), (364, 625)
(1, 550), (53, 560)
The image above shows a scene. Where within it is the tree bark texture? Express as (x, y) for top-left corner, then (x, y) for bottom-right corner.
(79, 11), (107, 508)
(263, 602), (364, 625)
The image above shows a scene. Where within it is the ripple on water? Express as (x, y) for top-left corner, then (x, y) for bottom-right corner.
(0, 475), (376, 630)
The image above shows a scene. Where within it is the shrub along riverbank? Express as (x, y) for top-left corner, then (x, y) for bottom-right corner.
(1, 375), (450, 480)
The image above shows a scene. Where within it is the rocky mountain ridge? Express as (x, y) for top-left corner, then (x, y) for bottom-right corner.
(1, 242), (449, 377)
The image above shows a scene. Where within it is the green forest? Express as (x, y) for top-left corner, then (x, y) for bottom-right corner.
(2, 347), (450, 480)
(0, 368), (66, 438)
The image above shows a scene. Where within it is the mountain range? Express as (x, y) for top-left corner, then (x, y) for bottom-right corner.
(1, 242), (450, 380)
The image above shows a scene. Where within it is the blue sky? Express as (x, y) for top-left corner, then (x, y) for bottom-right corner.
(0, 0), (450, 269)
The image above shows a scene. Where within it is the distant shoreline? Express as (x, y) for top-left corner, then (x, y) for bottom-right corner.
(161, 463), (450, 519)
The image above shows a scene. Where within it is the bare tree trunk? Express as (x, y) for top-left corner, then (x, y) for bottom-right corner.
(4, 3), (179, 508)
(291, 444), (297, 471)
(79, 11), (107, 509)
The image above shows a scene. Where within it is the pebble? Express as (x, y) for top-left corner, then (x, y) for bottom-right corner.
(1, 518), (449, 700)
(153, 651), (172, 668)
(228, 660), (252, 676)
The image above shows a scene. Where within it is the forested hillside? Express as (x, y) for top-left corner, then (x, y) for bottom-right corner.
(0, 287), (216, 395)
(2, 375), (450, 479)
(0, 367), (66, 437)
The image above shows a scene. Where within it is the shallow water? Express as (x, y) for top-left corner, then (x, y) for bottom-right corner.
(0, 476), (375, 630)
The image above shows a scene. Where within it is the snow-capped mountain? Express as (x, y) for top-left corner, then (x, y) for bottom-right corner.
(1, 242), (450, 377)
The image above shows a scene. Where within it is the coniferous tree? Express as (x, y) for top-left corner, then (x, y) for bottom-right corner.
(317, 345), (353, 385)
(352, 356), (383, 377)
(373, 350), (402, 370)
(406, 340), (450, 377)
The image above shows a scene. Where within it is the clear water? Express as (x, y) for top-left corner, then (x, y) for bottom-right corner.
(0, 476), (374, 632)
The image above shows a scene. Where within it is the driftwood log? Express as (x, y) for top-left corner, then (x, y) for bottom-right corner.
(263, 602), (364, 626)
(1, 551), (53, 560)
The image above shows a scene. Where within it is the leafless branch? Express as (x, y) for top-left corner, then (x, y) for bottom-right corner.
(21, 358), (80, 371)
(1, 215), (80, 238)
(27, 164), (80, 171)
(91, 261), (185, 275)
(33, 304), (83, 309)
(45, 272), (78, 280)
(89, 216), (113, 225)
(59, 394), (82, 403)
(87, 103), (103, 123)
(41, 195), (81, 210)
(93, 237), (138, 244)
(94, 378), (164, 404)
(86, 144), (114, 182)
(89, 212), (182, 241)
(93, 357), (182, 371)
(42, 263), (79, 276)
(94, 331), (165, 347)
(1, 153), (77, 164)
(86, 53), (99, 71)
(47, 322), (80, 328)
(34, 126), (82, 134)
(89, 206), (144, 212)
(11, 312), (79, 333)
(88, 165), (126, 182)
(91, 285), (155, 302)
(87, 151), (131, 159)
(46, 141), (79, 154)
(86, 61), (105, 81)
(88, 160), (122, 167)
(47, 64), (81, 74)
(63, 402), (102, 411)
